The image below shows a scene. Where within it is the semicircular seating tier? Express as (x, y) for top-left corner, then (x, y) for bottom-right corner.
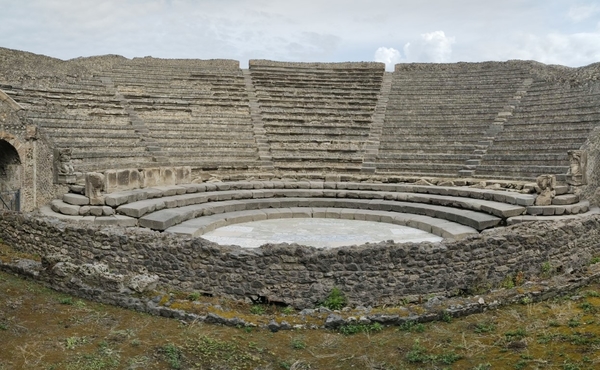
(43, 180), (598, 243)
(375, 62), (534, 178)
(474, 67), (600, 180)
(248, 60), (385, 173)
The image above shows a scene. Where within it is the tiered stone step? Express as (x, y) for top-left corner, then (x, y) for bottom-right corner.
(166, 208), (478, 240)
(1, 78), (161, 171)
(44, 180), (594, 239)
(376, 62), (533, 177)
(96, 61), (261, 171)
(249, 60), (384, 172)
(41, 180), (535, 232)
(476, 81), (600, 180)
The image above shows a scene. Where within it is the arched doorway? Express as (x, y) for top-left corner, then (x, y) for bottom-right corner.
(0, 139), (22, 211)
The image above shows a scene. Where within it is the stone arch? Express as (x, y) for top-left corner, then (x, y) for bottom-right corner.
(0, 136), (23, 210)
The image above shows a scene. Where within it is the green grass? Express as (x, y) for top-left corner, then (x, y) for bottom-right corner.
(2, 268), (600, 369)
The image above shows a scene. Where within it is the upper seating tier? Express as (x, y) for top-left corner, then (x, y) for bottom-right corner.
(1, 48), (599, 181)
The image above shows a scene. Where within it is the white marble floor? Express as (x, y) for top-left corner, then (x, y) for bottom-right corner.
(202, 218), (443, 249)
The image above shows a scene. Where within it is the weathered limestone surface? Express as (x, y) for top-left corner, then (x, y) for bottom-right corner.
(1, 210), (599, 309)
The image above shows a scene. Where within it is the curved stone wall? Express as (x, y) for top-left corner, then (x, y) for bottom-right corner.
(1, 211), (598, 309)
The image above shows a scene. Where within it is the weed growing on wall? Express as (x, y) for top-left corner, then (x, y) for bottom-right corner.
(321, 287), (347, 310)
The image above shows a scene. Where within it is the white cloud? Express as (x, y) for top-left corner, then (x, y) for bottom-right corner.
(404, 31), (455, 63)
(567, 4), (600, 22)
(374, 47), (401, 71)
(510, 31), (600, 66)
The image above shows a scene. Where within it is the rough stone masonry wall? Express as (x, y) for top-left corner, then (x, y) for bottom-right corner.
(582, 125), (600, 205)
(1, 212), (599, 308)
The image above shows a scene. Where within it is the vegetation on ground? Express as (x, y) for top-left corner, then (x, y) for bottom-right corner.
(1, 269), (600, 369)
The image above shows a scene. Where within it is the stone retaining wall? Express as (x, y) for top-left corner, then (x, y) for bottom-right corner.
(1, 211), (599, 308)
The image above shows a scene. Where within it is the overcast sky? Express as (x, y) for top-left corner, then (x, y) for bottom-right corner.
(1, 0), (599, 70)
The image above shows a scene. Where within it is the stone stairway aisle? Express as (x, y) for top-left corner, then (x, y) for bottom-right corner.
(459, 78), (533, 177)
(242, 70), (274, 172)
(362, 72), (393, 173)
(99, 76), (169, 165)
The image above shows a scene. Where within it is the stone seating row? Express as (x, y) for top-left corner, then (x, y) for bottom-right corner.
(134, 197), (502, 231)
(78, 181), (537, 207)
(164, 207), (478, 240)
(115, 187), (527, 218)
(48, 192), (493, 237)
(46, 180), (593, 244)
(376, 71), (525, 178)
(249, 64), (382, 175)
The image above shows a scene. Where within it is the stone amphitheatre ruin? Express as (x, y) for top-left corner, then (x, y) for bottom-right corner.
(1, 47), (600, 313)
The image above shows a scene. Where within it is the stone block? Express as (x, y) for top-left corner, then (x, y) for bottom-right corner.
(552, 194), (579, 205)
(179, 183), (200, 193)
(139, 210), (184, 230)
(89, 196), (105, 206)
(117, 199), (165, 218)
(265, 208), (293, 219)
(95, 215), (138, 227)
(309, 181), (324, 189)
(59, 201), (81, 216)
(84, 172), (105, 204)
(362, 210), (383, 222)
(145, 188), (164, 199)
(79, 206), (90, 216)
(104, 192), (133, 207)
(408, 216), (433, 233)
(42, 205), (82, 221)
(160, 167), (176, 186)
(152, 186), (185, 197)
(251, 211), (268, 222)
(310, 208), (327, 218)
(325, 208), (342, 219)
(142, 168), (162, 188)
(554, 185), (569, 196)
(102, 206), (115, 216)
(174, 166), (192, 185)
(542, 207), (555, 216)
(290, 207), (312, 218)
(89, 206), (104, 216)
(526, 206), (544, 216)
(63, 193), (89, 206)
(163, 225), (198, 237)
(225, 211), (256, 224)
(104, 169), (142, 192)
(379, 213), (394, 223)
(339, 209), (356, 220)
(50, 200), (61, 213)
(216, 182), (232, 191)
(279, 198), (301, 207)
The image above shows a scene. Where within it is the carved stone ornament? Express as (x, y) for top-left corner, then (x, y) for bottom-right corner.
(567, 150), (587, 186)
(534, 174), (556, 206)
(54, 148), (76, 184)
(57, 148), (75, 175)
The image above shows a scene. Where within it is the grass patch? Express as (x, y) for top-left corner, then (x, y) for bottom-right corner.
(405, 340), (462, 365)
(338, 322), (383, 335)
(160, 343), (182, 369)
(3, 270), (600, 369)
(398, 320), (426, 333)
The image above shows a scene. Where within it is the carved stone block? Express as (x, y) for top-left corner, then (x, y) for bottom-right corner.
(53, 148), (76, 184)
(535, 174), (556, 206)
(141, 167), (161, 188)
(85, 172), (105, 205)
(567, 150), (587, 186)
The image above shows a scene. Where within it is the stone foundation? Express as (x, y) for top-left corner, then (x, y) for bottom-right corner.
(1, 210), (598, 309)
